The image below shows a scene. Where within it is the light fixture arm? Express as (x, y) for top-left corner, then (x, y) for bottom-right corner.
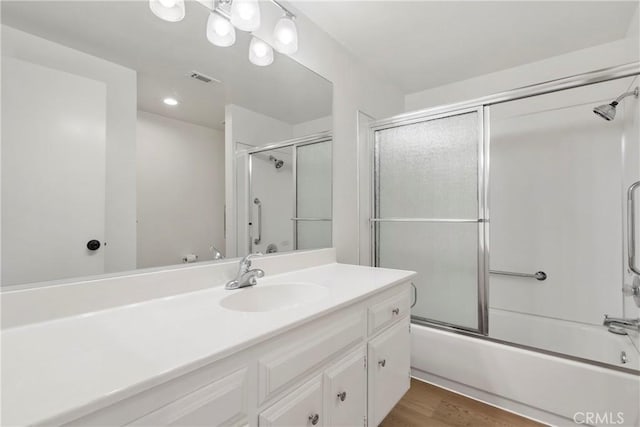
(269, 0), (295, 18)
(211, 0), (231, 19)
(612, 86), (639, 105)
(202, 0), (295, 19)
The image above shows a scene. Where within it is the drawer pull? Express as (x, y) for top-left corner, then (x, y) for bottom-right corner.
(309, 413), (320, 425)
(392, 307), (400, 315)
(337, 391), (347, 402)
(378, 359), (386, 367)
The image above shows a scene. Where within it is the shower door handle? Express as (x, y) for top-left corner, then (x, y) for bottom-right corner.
(628, 181), (640, 275)
(253, 198), (262, 245)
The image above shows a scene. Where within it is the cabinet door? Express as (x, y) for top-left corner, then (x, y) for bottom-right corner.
(129, 368), (247, 426)
(367, 318), (411, 426)
(324, 347), (366, 427)
(259, 376), (323, 427)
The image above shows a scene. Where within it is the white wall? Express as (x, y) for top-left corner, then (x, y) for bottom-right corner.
(292, 115), (332, 138)
(225, 104), (293, 148)
(405, 37), (640, 111)
(627, 4), (639, 41)
(2, 57), (107, 286)
(136, 111), (225, 268)
(1, 25), (138, 274)
(254, 4), (406, 264)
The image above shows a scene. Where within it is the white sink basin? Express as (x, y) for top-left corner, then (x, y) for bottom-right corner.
(219, 283), (328, 312)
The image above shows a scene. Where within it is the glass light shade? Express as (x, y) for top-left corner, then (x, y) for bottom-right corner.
(231, 0), (261, 32)
(149, 0), (185, 22)
(206, 12), (236, 47)
(249, 37), (274, 66)
(273, 16), (298, 54)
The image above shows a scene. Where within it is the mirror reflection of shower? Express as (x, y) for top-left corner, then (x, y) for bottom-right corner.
(593, 86), (639, 121)
(245, 134), (332, 256)
(269, 155), (285, 169)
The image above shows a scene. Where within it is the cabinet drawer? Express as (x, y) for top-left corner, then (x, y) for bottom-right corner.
(259, 312), (364, 404)
(368, 287), (410, 335)
(129, 368), (247, 426)
(367, 317), (410, 426)
(259, 376), (323, 427)
(324, 347), (366, 427)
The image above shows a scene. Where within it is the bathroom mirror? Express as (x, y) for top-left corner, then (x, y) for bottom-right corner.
(1, 1), (332, 288)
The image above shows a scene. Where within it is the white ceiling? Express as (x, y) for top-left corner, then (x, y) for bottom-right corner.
(292, 1), (639, 94)
(1, 1), (332, 130)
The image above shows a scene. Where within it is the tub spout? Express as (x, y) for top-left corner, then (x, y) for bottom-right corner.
(603, 315), (640, 332)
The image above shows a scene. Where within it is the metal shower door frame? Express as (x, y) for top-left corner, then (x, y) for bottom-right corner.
(370, 106), (489, 335)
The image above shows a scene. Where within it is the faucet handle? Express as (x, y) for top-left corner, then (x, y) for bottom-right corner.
(242, 252), (263, 268)
(248, 269), (265, 286)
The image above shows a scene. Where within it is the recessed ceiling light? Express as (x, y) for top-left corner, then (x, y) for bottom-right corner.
(163, 97), (179, 106)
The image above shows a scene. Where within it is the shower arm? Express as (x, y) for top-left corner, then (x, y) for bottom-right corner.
(611, 87), (639, 105)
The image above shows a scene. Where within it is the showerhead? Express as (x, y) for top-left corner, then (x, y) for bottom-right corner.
(269, 155), (284, 169)
(593, 102), (617, 121)
(593, 86), (639, 121)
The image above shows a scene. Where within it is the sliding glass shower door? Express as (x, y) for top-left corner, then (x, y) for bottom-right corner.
(372, 108), (486, 332)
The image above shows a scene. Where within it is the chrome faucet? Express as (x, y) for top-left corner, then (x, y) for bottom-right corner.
(603, 315), (640, 334)
(225, 253), (264, 290)
(210, 245), (224, 260)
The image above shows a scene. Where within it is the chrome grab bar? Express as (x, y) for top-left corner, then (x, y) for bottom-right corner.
(490, 270), (547, 281)
(253, 198), (262, 245)
(628, 181), (640, 275)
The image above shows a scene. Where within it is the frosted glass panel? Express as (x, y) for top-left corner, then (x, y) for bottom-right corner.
(376, 112), (478, 218)
(296, 220), (332, 250)
(296, 141), (331, 219)
(377, 222), (479, 330)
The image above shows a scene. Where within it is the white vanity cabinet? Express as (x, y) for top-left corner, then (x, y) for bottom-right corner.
(259, 376), (324, 427)
(57, 281), (412, 427)
(367, 320), (411, 426)
(256, 284), (410, 427)
(129, 369), (248, 427)
(323, 347), (367, 427)
(257, 346), (367, 427)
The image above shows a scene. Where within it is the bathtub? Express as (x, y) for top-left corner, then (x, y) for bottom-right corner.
(411, 324), (640, 426)
(490, 308), (640, 372)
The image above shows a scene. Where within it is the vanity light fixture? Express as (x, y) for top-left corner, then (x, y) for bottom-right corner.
(207, 11), (236, 47)
(149, 0), (185, 22)
(249, 36), (274, 66)
(163, 97), (179, 106)
(273, 14), (297, 54)
(150, 0), (298, 67)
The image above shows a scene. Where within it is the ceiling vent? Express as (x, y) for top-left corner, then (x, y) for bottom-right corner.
(188, 71), (220, 84)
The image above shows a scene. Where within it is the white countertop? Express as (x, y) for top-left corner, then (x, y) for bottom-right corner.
(1, 262), (415, 426)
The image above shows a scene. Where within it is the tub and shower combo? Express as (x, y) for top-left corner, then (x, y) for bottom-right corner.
(367, 64), (640, 425)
